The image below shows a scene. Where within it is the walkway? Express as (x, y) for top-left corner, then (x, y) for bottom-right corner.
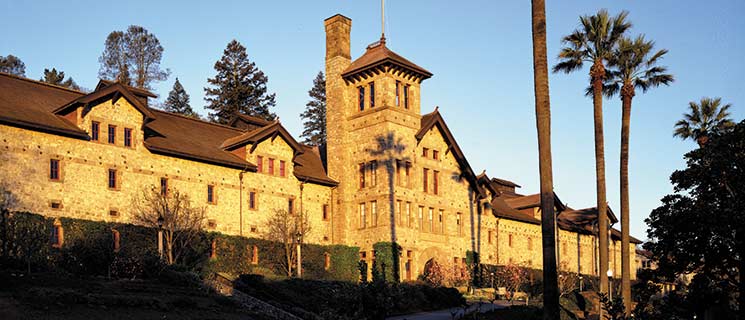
(386, 301), (508, 320)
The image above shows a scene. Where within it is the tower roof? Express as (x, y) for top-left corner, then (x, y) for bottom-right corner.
(341, 39), (432, 81)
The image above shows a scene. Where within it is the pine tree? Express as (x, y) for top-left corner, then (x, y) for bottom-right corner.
(300, 71), (326, 146)
(98, 26), (169, 89)
(164, 78), (199, 119)
(204, 40), (277, 124)
(0, 55), (26, 76)
(41, 68), (81, 90)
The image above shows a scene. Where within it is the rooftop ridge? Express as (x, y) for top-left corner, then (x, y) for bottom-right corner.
(0, 72), (86, 95)
(150, 108), (245, 133)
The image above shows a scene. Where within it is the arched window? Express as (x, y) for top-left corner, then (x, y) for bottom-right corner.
(324, 252), (331, 270)
(51, 219), (64, 248)
(251, 245), (259, 265)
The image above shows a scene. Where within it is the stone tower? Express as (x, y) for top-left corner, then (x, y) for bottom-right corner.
(324, 13), (433, 252)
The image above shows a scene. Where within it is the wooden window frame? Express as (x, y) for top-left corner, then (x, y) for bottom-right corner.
(359, 163), (366, 189)
(279, 160), (286, 177)
(359, 203), (366, 229)
(422, 168), (429, 193)
(428, 208), (434, 232)
(268, 158), (275, 175)
(403, 85), (409, 109)
(432, 150), (439, 160)
(322, 204), (329, 221)
(257, 155), (263, 173)
(422, 147), (429, 158)
(438, 209), (444, 234)
(370, 200), (377, 227)
(249, 191), (257, 210)
(107, 124), (116, 144)
(49, 158), (61, 181)
(358, 86), (365, 111)
(369, 161), (377, 187)
(395, 81), (401, 106)
(433, 170), (439, 195)
(288, 198), (295, 215)
(160, 177), (168, 196)
(369, 82), (375, 108)
(91, 121), (100, 141)
(124, 127), (133, 148)
(207, 184), (216, 204)
(107, 168), (119, 190)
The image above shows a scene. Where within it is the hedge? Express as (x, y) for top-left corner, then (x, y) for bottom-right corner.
(0, 212), (359, 282)
(371, 241), (401, 282)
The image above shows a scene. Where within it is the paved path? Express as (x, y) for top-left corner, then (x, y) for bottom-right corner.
(386, 302), (508, 320)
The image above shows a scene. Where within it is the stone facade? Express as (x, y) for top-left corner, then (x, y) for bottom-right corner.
(0, 13), (639, 282)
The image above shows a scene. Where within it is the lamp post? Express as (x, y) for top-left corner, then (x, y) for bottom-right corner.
(157, 215), (164, 260)
(296, 231), (302, 278)
(607, 269), (614, 300)
(579, 275), (584, 292)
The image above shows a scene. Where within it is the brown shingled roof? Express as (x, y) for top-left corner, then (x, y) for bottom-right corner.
(342, 39), (432, 81)
(55, 82), (157, 120)
(144, 109), (253, 169)
(96, 80), (158, 98)
(294, 145), (338, 186)
(0, 72), (89, 139)
(504, 193), (566, 211)
(491, 196), (541, 225)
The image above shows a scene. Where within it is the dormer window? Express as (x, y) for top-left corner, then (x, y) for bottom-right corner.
(358, 86), (365, 111)
(369, 82), (375, 108)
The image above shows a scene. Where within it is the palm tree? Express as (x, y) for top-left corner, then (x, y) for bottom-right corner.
(553, 9), (631, 300)
(674, 97), (735, 147)
(531, 0), (559, 318)
(605, 35), (673, 315)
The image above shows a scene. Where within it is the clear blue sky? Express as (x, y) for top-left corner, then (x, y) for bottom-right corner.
(2, 0), (744, 240)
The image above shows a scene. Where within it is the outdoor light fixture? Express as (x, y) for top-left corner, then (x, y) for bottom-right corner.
(157, 215), (164, 229)
(296, 231), (303, 278)
(607, 269), (614, 300)
(157, 215), (164, 260)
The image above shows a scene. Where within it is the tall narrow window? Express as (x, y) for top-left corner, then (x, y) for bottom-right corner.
(456, 212), (463, 236)
(112, 229), (120, 252)
(428, 208), (434, 232)
(396, 160), (402, 186)
(251, 245), (259, 264)
(108, 169), (117, 189)
(249, 191), (257, 210)
(49, 159), (60, 181)
(422, 148), (429, 158)
(509, 234), (513, 248)
(124, 128), (133, 147)
(405, 162), (411, 187)
(108, 124), (116, 144)
(418, 206), (424, 230)
(288, 198), (295, 215)
(160, 177), (168, 196)
(422, 168), (429, 193)
(438, 209), (444, 233)
(433, 170), (440, 195)
(371, 200), (378, 227)
(51, 222), (64, 248)
(359, 163), (366, 188)
(369, 161), (377, 186)
(432, 150), (439, 160)
(404, 85), (410, 109)
(207, 185), (215, 204)
(268, 158), (275, 175)
(257, 156), (263, 172)
(395, 81), (401, 106)
(91, 121), (100, 141)
(358, 86), (365, 111)
(488, 230), (493, 244)
(369, 82), (375, 108)
(406, 202), (412, 228)
(359, 203), (366, 228)
(396, 200), (403, 226)
(323, 204), (329, 221)
(279, 160), (286, 177)
(324, 252), (331, 270)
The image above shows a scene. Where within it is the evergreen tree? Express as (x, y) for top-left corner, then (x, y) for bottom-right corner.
(300, 71), (326, 146)
(41, 68), (81, 90)
(204, 40), (276, 124)
(0, 55), (26, 76)
(164, 78), (199, 119)
(98, 26), (169, 89)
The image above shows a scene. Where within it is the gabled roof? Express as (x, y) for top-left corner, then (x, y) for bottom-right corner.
(294, 145), (338, 186)
(491, 196), (541, 225)
(228, 113), (272, 132)
(220, 121), (304, 154)
(144, 109), (253, 169)
(342, 39), (432, 81)
(96, 80), (158, 98)
(492, 177), (521, 188)
(503, 192), (567, 212)
(418, 108), (482, 197)
(560, 206), (619, 225)
(54, 81), (157, 120)
(0, 72), (89, 139)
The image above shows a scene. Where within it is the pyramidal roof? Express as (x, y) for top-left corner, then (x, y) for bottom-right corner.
(341, 38), (432, 81)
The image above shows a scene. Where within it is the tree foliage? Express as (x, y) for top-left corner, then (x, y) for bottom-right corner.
(98, 25), (169, 89)
(300, 71), (326, 146)
(164, 78), (199, 118)
(131, 186), (206, 265)
(204, 40), (277, 124)
(673, 97), (735, 146)
(646, 120), (745, 316)
(0, 55), (26, 76)
(40, 68), (81, 90)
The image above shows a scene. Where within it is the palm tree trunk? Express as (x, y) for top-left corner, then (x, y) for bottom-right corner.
(387, 162), (400, 282)
(591, 60), (610, 302)
(531, 1), (559, 318)
(620, 85), (633, 315)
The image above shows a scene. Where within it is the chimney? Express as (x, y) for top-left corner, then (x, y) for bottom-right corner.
(324, 14), (351, 61)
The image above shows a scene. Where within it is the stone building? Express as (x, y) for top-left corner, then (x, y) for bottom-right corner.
(0, 13), (640, 281)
